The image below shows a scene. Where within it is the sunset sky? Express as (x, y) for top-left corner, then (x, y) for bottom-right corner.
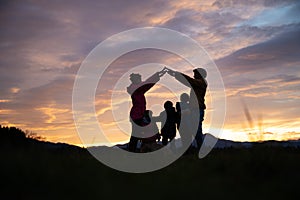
(1, 0), (300, 146)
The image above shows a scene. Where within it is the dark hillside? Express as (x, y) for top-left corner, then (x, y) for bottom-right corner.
(1, 125), (299, 200)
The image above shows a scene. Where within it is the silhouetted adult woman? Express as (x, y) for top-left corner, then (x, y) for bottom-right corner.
(127, 68), (167, 152)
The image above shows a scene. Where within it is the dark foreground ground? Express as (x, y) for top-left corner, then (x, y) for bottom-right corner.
(1, 127), (300, 200)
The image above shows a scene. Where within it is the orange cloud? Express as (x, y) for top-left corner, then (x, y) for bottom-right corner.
(10, 87), (20, 94)
(35, 105), (71, 124)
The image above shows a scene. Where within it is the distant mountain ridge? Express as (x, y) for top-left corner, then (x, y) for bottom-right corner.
(204, 133), (300, 148)
(115, 133), (300, 150)
(1, 125), (300, 150)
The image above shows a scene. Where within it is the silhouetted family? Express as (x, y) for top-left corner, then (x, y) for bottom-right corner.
(127, 67), (207, 153)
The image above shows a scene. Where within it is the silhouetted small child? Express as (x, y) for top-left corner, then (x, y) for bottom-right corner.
(140, 110), (162, 153)
(176, 93), (190, 130)
(176, 93), (193, 149)
(156, 101), (177, 147)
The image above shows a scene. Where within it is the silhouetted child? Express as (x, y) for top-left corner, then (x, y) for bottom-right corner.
(140, 110), (162, 153)
(176, 93), (193, 149)
(156, 101), (177, 148)
(176, 93), (190, 129)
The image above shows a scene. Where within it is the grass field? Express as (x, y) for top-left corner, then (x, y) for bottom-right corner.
(1, 126), (300, 199)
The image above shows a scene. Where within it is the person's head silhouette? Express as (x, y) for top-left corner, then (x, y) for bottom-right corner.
(130, 73), (142, 84)
(164, 101), (173, 110)
(193, 68), (207, 79)
(145, 110), (153, 118)
(180, 93), (189, 103)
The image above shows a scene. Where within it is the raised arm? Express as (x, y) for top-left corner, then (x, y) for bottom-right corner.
(176, 72), (202, 88)
(137, 72), (160, 94)
(167, 68), (206, 89)
(136, 67), (169, 94)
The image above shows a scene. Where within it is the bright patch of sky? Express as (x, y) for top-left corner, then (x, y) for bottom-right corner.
(241, 4), (300, 27)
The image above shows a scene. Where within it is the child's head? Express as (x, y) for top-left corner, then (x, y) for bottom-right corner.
(164, 101), (173, 109)
(180, 93), (189, 103)
(145, 110), (153, 118)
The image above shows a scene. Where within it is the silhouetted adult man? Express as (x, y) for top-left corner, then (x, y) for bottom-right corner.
(167, 67), (207, 148)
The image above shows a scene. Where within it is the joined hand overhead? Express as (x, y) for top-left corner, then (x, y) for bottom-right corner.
(158, 67), (176, 77)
